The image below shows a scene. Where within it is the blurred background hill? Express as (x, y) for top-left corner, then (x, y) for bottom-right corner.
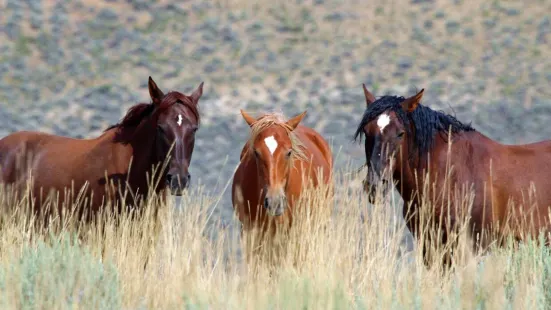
(1, 0), (550, 242)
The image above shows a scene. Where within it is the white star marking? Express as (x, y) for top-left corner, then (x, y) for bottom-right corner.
(377, 113), (390, 133)
(264, 136), (278, 155)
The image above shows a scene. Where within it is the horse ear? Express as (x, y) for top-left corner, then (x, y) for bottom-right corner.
(240, 110), (256, 127)
(286, 111), (306, 131)
(191, 81), (204, 104)
(363, 83), (376, 106)
(148, 76), (164, 105)
(401, 89), (424, 112)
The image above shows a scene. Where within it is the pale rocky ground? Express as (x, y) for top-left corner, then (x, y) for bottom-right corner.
(1, 0), (550, 251)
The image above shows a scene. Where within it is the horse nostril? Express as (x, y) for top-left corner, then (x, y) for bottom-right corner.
(264, 198), (269, 209)
(187, 173), (191, 181)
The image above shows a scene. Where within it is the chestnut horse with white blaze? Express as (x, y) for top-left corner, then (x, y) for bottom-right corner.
(355, 84), (551, 267)
(232, 110), (333, 238)
(0, 77), (203, 221)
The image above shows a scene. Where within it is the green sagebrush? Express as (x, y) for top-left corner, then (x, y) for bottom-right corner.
(0, 233), (121, 310)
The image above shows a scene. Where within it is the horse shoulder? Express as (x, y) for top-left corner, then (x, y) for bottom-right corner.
(239, 142), (250, 161)
(234, 142), (257, 192)
(231, 150), (261, 225)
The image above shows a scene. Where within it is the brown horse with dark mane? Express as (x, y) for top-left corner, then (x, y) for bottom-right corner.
(232, 110), (333, 250)
(0, 77), (203, 221)
(355, 84), (551, 267)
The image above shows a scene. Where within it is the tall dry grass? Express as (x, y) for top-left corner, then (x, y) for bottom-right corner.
(0, 165), (550, 309)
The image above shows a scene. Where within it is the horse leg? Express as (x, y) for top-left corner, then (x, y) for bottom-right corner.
(405, 212), (440, 269)
(243, 223), (282, 277)
(419, 235), (436, 269)
(240, 225), (261, 266)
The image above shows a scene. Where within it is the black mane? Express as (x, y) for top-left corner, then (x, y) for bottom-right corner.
(354, 95), (475, 161)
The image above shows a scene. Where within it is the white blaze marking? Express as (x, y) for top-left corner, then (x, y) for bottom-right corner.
(264, 136), (278, 155)
(377, 113), (391, 133)
(177, 114), (183, 126)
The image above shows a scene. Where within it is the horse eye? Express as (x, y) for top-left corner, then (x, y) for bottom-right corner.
(192, 127), (198, 133)
(286, 150), (292, 158)
(397, 132), (405, 138)
(254, 150), (260, 158)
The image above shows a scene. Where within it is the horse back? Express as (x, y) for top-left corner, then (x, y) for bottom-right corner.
(292, 125), (333, 183)
(0, 130), (110, 184)
(295, 125), (332, 165)
(427, 132), (551, 239)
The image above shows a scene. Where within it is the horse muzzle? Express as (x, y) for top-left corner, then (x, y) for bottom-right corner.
(166, 173), (191, 196)
(263, 195), (288, 216)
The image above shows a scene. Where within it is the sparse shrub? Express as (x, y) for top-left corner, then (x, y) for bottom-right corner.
(0, 233), (121, 309)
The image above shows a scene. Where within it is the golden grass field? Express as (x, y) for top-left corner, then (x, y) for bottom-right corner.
(0, 166), (550, 309)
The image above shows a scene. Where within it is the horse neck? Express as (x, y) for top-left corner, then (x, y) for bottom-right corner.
(392, 153), (417, 205)
(117, 120), (165, 192)
(395, 130), (481, 209)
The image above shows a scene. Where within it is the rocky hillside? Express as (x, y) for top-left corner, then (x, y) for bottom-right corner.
(1, 0), (550, 236)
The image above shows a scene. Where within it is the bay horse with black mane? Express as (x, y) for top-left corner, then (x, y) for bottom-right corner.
(0, 76), (203, 222)
(355, 84), (551, 267)
(232, 110), (333, 254)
